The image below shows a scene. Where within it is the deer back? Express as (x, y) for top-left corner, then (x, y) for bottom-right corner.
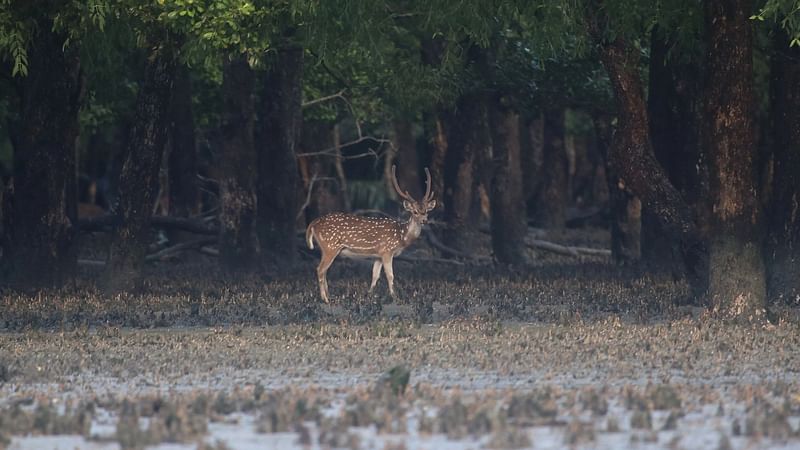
(309, 213), (407, 254)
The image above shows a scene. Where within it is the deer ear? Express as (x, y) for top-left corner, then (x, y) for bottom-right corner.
(427, 199), (436, 210)
(402, 200), (414, 211)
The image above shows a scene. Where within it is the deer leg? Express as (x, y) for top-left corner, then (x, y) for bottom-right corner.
(369, 260), (383, 292)
(382, 255), (397, 299)
(317, 250), (339, 303)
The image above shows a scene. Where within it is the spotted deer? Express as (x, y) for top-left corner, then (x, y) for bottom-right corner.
(305, 166), (436, 302)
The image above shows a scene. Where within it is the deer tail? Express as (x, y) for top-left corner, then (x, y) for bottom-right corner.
(306, 223), (315, 249)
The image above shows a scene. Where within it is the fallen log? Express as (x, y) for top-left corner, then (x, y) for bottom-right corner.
(525, 238), (611, 258)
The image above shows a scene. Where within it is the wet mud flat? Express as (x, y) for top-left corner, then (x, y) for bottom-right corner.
(1, 229), (799, 448)
(1, 319), (799, 449)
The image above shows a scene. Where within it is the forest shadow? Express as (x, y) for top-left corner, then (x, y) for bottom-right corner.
(1, 229), (796, 331)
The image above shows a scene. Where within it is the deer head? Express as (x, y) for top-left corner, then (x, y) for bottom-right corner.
(391, 165), (436, 224)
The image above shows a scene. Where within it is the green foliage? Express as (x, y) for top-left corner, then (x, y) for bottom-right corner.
(753, 0), (800, 46)
(0, 0), (110, 77)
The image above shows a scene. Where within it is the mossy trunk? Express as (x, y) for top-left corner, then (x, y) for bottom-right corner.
(766, 31), (800, 304)
(703, 0), (766, 320)
(168, 64), (200, 218)
(219, 55), (259, 271)
(257, 44), (303, 266)
(487, 98), (527, 266)
(535, 108), (568, 229)
(590, 18), (707, 299)
(105, 42), (176, 291)
(2, 16), (81, 287)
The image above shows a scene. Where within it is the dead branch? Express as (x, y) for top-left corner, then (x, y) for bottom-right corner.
(295, 137), (388, 159)
(297, 173), (319, 221)
(302, 89), (345, 108)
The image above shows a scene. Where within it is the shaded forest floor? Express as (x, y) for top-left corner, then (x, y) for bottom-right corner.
(5, 226), (797, 330)
(1, 228), (799, 449)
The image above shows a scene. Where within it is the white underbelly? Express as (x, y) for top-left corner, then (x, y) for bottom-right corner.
(340, 249), (379, 259)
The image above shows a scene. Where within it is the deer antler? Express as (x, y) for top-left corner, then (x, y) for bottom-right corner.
(422, 167), (433, 203)
(391, 165), (416, 203)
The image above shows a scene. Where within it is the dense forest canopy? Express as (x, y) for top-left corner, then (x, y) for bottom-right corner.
(0, 0), (798, 322)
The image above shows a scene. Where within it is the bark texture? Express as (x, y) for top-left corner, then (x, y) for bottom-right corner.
(589, 16), (707, 298)
(257, 45), (303, 266)
(219, 55), (259, 271)
(766, 32), (800, 304)
(2, 14), (82, 286)
(703, 0), (766, 320)
(105, 42), (176, 290)
(488, 98), (527, 265)
(168, 64), (200, 218)
(644, 28), (706, 270)
(536, 108), (568, 229)
(442, 95), (482, 254)
(595, 116), (641, 264)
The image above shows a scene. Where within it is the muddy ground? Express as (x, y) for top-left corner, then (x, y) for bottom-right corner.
(1, 229), (799, 449)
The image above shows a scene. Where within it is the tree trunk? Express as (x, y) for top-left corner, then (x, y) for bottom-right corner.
(589, 18), (707, 299)
(300, 120), (345, 221)
(218, 55), (259, 271)
(391, 118), (422, 200)
(442, 95), (482, 254)
(643, 27), (705, 271)
(105, 42), (176, 290)
(168, 64), (200, 218)
(595, 115), (641, 263)
(535, 108), (568, 229)
(1, 17), (82, 287)
(424, 112), (448, 201)
(257, 44), (303, 266)
(520, 115), (543, 205)
(766, 32), (800, 304)
(703, 0), (766, 320)
(487, 97), (527, 265)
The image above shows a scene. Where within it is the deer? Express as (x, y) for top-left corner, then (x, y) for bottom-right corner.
(305, 165), (436, 303)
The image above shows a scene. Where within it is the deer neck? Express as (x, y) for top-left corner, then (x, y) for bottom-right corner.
(401, 216), (423, 246)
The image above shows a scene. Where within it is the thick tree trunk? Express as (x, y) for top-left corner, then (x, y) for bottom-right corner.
(442, 95), (484, 254)
(391, 118), (422, 200)
(2, 18), (82, 286)
(643, 28), (705, 271)
(766, 32), (800, 304)
(590, 22), (707, 299)
(257, 45), (303, 266)
(105, 42), (176, 290)
(487, 98), (527, 265)
(703, 0), (766, 320)
(218, 55), (259, 271)
(535, 108), (568, 229)
(168, 64), (200, 218)
(595, 115), (641, 263)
